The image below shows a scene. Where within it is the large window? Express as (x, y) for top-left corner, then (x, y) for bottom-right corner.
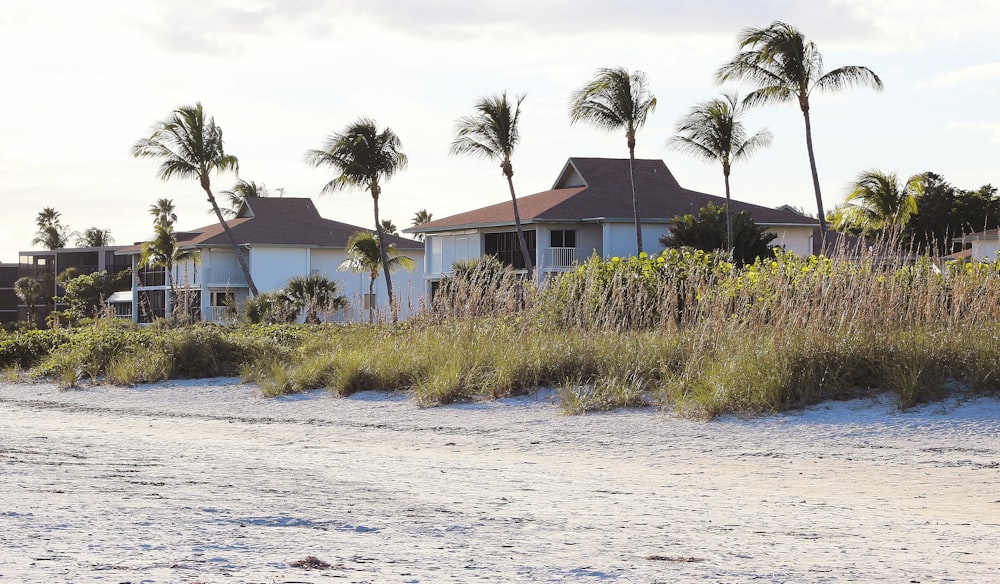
(550, 229), (576, 248)
(484, 230), (536, 270)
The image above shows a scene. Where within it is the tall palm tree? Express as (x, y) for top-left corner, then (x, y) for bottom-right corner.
(570, 68), (657, 254)
(837, 169), (922, 235)
(305, 118), (408, 313)
(75, 227), (114, 248)
(410, 209), (432, 241)
(380, 219), (398, 235)
(221, 179), (269, 217)
(450, 92), (534, 274)
(132, 102), (259, 296)
(149, 198), (177, 231)
(338, 231), (414, 322)
(14, 277), (42, 326)
(32, 207), (73, 250)
(668, 91), (772, 254)
(716, 21), (883, 237)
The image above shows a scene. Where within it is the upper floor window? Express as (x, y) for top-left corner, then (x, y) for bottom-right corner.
(484, 230), (536, 270)
(550, 229), (576, 248)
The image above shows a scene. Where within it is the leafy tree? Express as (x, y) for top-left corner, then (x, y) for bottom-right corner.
(904, 172), (1000, 254)
(32, 207), (74, 250)
(132, 102), (259, 296)
(835, 170), (922, 235)
(58, 269), (132, 321)
(716, 21), (883, 236)
(570, 67), (657, 254)
(669, 91), (772, 254)
(380, 219), (398, 235)
(305, 118), (408, 315)
(140, 199), (197, 316)
(75, 227), (114, 248)
(660, 203), (777, 266)
(14, 277), (42, 326)
(242, 291), (297, 325)
(338, 231), (414, 322)
(410, 209), (432, 241)
(283, 274), (348, 324)
(451, 92), (534, 275)
(149, 198), (177, 231)
(221, 179), (268, 218)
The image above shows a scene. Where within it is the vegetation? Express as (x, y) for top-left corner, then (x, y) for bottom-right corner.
(570, 67), (657, 254)
(221, 179), (268, 217)
(660, 204), (777, 266)
(410, 209), (433, 241)
(903, 172), (999, 255)
(451, 91), (534, 274)
(56, 269), (132, 322)
(305, 118), (408, 316)
(834, 170), (922, 235)
(338, 231), (414, 322)
(283, 274), (348, 324)
(32, 207), (74, 250)
(716, 20), (883, 236)
(13, 277), (43, 327)
(132, 102), (259, 296)
(669, 91), (772, 253)
(75, 227), (114, 248)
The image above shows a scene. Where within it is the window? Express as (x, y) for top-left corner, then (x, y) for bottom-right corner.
(484, 230), (536, 269)
(550, 230), (576, 248)
(211, 291), (234, 307)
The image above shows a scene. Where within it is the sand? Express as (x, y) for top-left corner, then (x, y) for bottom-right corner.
(1, 379), (998, 583)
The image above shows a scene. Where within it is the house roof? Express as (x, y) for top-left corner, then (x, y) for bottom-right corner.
(119, 197), (423, 254)
(407, 158), (819, 233)
(956, 228), (1000, 242)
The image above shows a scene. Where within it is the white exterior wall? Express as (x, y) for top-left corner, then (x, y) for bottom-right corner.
(309, 248), (426, 321)
(424, 231), (479, 276)
(972, 239), (1000, 261)
(603, 222), (668, 258)
(250, 247), (310, 292)
(767, 226), (815, 257)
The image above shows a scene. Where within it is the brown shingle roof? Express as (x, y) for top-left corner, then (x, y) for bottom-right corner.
(408, 158), (819, 233)
(119, 197), (423, 253)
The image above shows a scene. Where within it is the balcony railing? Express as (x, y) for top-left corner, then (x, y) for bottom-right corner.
(541, 247), (578, 269)
(202, 267), (248, 287)
(204, 305), (236, 323)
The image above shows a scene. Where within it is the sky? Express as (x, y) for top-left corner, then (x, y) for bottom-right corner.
(1, 0), (998, 261)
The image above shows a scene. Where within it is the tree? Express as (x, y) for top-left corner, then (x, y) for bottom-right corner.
(14, 277), (42, 326)
(380, 219), (398, 235)
(305, 118), (408, 315)
(75, 227), (114, 248)
(221, 179), (269, 218)
(836, 170), (922, 236)
(570, 68), (657, 254)
(149, 198), (178, 231)
(410, 209), (432, 241)
(338, 231), (414, 322)
(904, 172), (1000, 254)
(668, 91), (772, 254)
(132, 102), (259, 296)
(716, 21), (883, 237)
(140, 199), (197, 315)
(660, 203), (777, 266)
(32, 207), (73, 250)
(451, 92), (534, 274)
(282, 274), (348, 324)
(58, 269), (132, 321)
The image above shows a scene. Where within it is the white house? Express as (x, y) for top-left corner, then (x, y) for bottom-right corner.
(956, 228), (1000, 261)
(117, 197), (425, 323)
(405, 157), (819, 291)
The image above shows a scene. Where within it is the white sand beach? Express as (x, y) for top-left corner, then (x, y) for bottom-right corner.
(1, 379), (998, 583)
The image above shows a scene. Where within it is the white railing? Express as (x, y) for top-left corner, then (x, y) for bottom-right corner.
(204, 306), (236, 323)
(544, 247), (577, 268)
(203, 267), (248, 286)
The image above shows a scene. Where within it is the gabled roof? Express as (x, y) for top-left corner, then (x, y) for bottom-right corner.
(119, 197), (423, 253)
(407, 158), (819, 233)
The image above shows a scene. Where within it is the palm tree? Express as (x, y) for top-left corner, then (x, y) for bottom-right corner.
(305, 118), (408, 313)
(837, 170), (922, 235)
(668, 91), (772, 254)
(338, 231), (414, 322)
(283, 274), (348, 324)
(570, 68), (657, 254)
(716, 21), (883, 237)
(380, 219), (398, 235)
(221, 179), (269, 217)
(75, 227), (114, 248)
(450, 92), (534, 274)
(32, 207), (73, 250)
(410, 209), (432, 241)
(132, 102), (259, 296)
(149, 198), (177, 231)
(14, 277), (42, 326)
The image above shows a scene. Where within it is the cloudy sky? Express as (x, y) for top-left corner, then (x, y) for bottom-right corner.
(2, 1), (998, 260)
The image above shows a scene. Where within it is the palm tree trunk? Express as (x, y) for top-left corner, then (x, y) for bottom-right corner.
(202, 182), (260, 297)
(723, 169), (734, 256)
(505, 171), (534, 279)
(371, 191), (395, 322)
(369, 274), (376, 323)
(800, 103), (828, 246)
(165, 261), (176, 318)
(628, 146), (643, 255)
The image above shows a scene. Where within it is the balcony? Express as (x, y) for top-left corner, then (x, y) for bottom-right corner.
(540, 247), (578, 270)
(202, 267), (247, 287)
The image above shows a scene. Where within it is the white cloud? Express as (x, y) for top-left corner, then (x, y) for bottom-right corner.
(925, 63), (1000, 88)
